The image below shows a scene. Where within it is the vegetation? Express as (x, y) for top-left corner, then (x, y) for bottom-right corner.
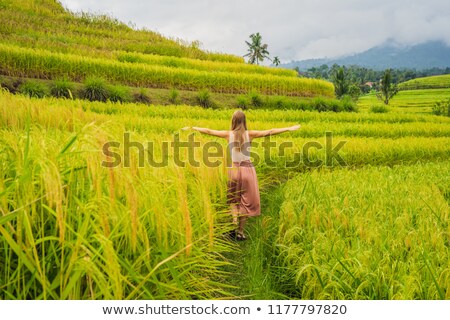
(0, 75), (17, 93)
(275, 162), (450, 299)
(18, 79), (47, 98)
(332, 67), (350, 98)
(80, 77), (109, 102)
(108, 84), (131, 103)
(236, 95), (250, 110)
(303, 64), (450, 91)
(376, 69), (398, 105)
(272, 56), (281, 67)
(244, 33), (270, 65)
(358, 88), (450, 111)
(370, 104), (390, 113)
(0, 0), (242, 63)
(168, 88), (179, 104)
(50, 78), (74, 99)
(1, 0), (449, 301)
(0, 75), (351, 112)
(196, 89), (214, 108)
(432, 98), (450, 117)
(0, 43), (334, 97)
(133, 87), (152, 104)
(399, 74), (450, 90)
(1, 90), (449, 299)
(117, 51), (297, 77)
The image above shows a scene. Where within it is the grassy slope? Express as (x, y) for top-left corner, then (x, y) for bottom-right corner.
(0, 0), (242, 62)
(358, 88), (450, 112)
(0, 0), (334, 98)
(399, 74), (450, 90)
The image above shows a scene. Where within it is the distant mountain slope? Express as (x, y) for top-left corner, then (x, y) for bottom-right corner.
(284, 41), (450, 71)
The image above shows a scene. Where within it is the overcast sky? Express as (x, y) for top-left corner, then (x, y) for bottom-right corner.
(60, 0), (450, 63)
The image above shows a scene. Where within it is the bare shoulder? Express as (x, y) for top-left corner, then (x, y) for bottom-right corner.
(247, 130), (257, 138)
(248, 130), (266, 139)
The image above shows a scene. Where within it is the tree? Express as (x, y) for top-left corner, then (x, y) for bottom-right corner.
(244, 33), (270, 65)
(331, 67), (350, 98)
(293, 66), (301, 76)
(348, 84), (362, 101)
(376, 69), (398, 105)
(272, 56), (280, 66)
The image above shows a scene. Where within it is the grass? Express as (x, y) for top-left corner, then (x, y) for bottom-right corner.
(50, 78), (74, 99)
(274, 162), (450, 299)
(0, 75), (348, 111)
(399, 74), (450, 90)
(358, 89), (450, 112)
(117, 51), (297, 78)
(18, 79), (47, 98)
(0, 0), (242, 63)
(0, 89), (449, 299)
(0, 43), (334, 97)
(1, 0), (449, 301)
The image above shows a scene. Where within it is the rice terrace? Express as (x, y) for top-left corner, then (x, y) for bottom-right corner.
(0, 0), (449, 301)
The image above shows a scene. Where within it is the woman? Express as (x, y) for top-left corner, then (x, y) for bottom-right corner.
(191, 110), (300, 240)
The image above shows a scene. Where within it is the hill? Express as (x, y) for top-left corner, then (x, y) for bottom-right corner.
(0, 0), (334, 100)
(399, 74), (450, 90)
(0, 0), (242, 62)
(284, 40), (450, 71)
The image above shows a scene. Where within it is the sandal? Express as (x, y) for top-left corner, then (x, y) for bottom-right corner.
(236, 233), (247, 241)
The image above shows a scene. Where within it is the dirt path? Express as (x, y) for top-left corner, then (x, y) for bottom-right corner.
(223, 181), (289, 299)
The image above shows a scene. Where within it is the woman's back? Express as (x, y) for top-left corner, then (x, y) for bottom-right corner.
(229, 130), (251, 163)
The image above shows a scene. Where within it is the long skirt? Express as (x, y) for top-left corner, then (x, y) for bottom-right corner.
(227, 160), (261, 216)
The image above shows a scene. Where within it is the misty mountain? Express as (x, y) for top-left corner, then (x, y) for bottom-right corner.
(283, 41), (450, 71)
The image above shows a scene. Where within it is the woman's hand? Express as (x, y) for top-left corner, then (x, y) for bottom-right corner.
(289, 124), (301, 131)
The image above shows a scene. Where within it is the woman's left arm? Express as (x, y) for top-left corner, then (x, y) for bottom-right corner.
(191, 127), (229, 138)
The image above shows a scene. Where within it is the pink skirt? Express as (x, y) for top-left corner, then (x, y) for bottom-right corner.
(227, 160), (261, 216)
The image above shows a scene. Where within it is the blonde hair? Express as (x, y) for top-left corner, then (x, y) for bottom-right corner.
(230, 110), (247, 151)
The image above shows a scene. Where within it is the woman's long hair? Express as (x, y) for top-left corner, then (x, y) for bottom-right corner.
(231, 110), (247, 151)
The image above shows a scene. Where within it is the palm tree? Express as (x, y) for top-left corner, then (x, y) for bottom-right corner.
(332, 67), (350, 98)
(272, 56), (281, 66)
(244, 33), (270, 65)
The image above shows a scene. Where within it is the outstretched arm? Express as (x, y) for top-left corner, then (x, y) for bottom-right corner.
(190, 127), (229, 138)
(249, 125), (300, 139)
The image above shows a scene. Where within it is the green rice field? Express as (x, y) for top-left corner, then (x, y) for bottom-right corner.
(0, 0), (449, 300)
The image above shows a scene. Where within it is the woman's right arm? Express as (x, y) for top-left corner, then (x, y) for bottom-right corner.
(249, 125), (300, 139)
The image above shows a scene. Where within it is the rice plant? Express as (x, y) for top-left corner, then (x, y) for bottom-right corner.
(0, 0), (243, 63)
(0, 43), (335, 97)
(275, 162), (450, 299)
(0, 89), (449, 300)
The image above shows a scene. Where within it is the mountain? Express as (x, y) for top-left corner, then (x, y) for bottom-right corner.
(283, 41), (450, 71)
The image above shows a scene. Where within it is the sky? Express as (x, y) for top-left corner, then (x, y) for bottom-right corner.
(59, 0), (450, 63)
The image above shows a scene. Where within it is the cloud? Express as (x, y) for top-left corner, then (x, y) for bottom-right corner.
(59, 0), (450, 62)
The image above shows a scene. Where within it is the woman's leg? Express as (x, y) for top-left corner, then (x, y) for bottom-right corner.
(231, 204), (239, 225)
(238, 215), (248, 236)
